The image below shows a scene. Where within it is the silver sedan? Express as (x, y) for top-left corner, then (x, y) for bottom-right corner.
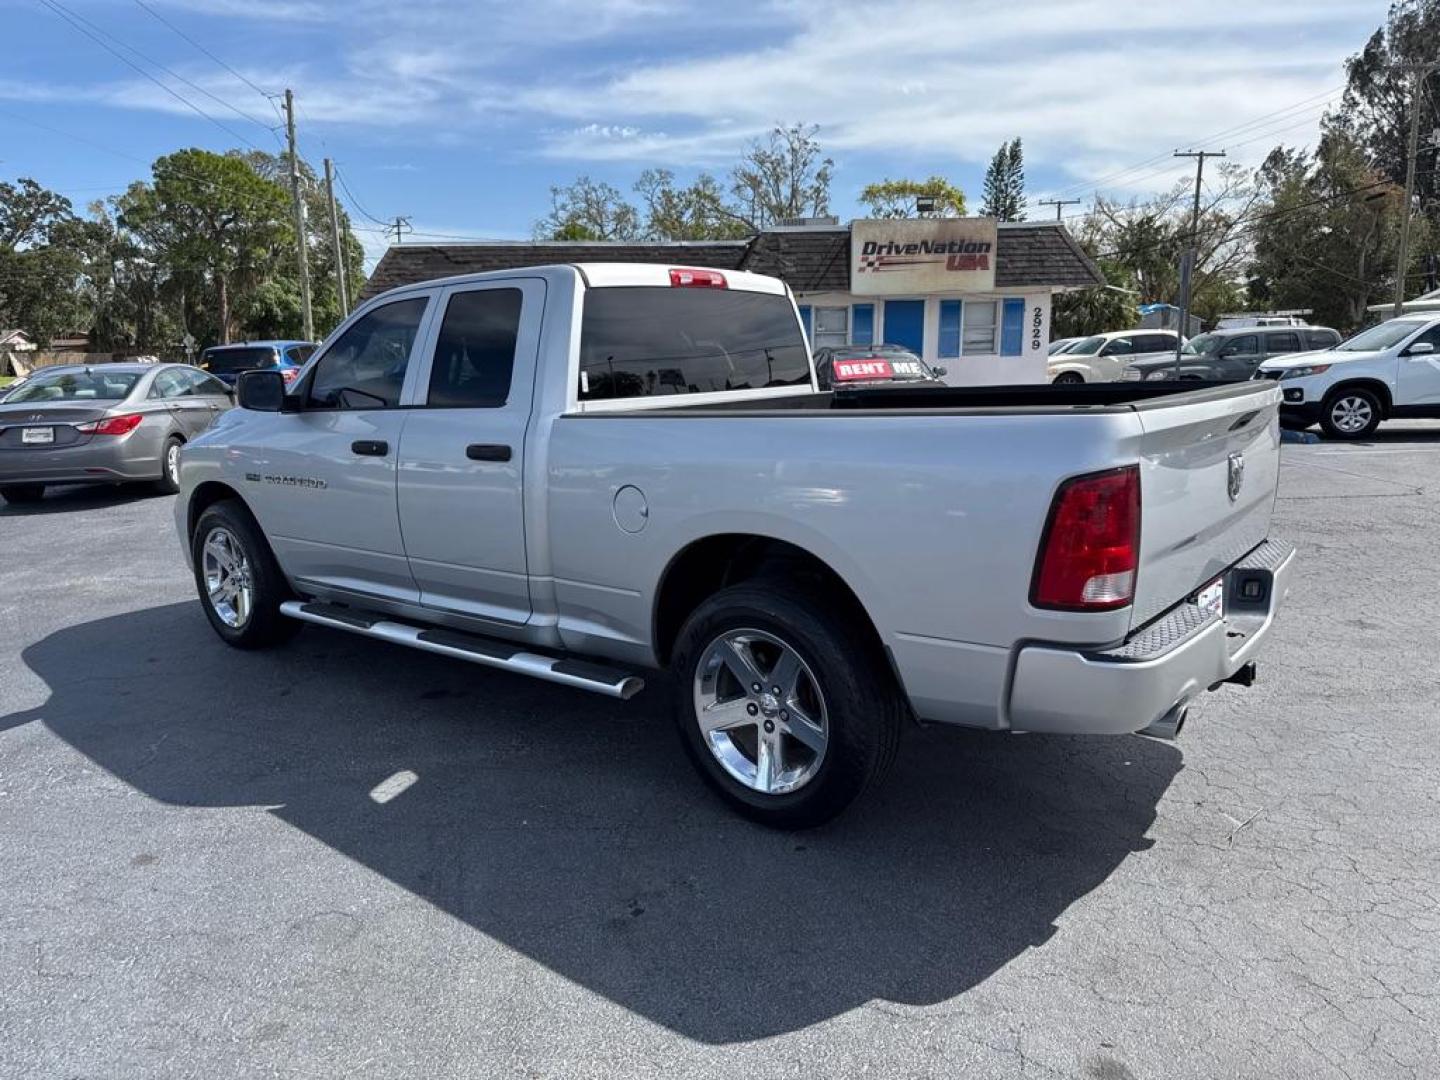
(0, 363), (234, 505)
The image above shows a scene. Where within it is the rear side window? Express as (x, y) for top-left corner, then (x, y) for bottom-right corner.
(202, 346), (278, 374)
(285, 344), (317, 365)
(578, 287), (810, 401)
(427, 288), (522, 408)
(308, 297), (428, 409)
(1305, 329), (1340, 349)
(1265, 331), (1301, 354)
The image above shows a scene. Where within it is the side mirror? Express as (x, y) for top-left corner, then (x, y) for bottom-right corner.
(237, 369), (286, 412)
(1407, 341), (1436, 356)
(931, 366), (948, 378)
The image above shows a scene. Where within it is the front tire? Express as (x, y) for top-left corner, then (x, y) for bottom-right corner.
(1320, 387), (1382, 440)
(1052, 371), (1084, 385)
(0, 484), (44, 505)
(671, 581), (904, 828)
(191, 500), (299, 649)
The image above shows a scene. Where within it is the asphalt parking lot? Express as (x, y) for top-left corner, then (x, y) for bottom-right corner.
(3, 426), (1439, 1080)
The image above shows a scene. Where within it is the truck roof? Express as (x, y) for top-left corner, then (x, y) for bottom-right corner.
(371, 262), (789, 301)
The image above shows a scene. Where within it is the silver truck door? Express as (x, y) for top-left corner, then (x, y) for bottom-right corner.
(253, 294), (435, 604)
(396, 278), (544, 625)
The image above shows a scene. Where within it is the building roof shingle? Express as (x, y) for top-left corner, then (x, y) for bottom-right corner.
(358, 223), (1103, 302)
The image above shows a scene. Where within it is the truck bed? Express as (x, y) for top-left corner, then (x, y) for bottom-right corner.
(608, 380), (1269, 416)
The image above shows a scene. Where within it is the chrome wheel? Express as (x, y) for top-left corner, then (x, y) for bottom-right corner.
(166, 441), (181, 486)
(692, 628), (829, 795)
(1330, 395), (1373, 434)
(202, 526), (253, 629)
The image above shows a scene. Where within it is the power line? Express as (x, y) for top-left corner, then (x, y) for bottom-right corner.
(331, 165), (392, 227)
(129, 0), (275, 104)
(33, 0), (268, 150)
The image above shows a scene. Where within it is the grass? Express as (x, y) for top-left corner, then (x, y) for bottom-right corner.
(0, 376), (16, 387)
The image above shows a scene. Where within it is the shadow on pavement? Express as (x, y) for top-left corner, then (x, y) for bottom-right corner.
(8, 601), (1181, 1043)
(0, 483), (163, 516)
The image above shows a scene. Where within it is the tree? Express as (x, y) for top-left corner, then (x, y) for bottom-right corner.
(1326, 0), (1440, 226)
(0, 179), (99, 346)
(534, 176), (641, 241)
(729, 123), (834, 229)
(1248, 134), (1423, 330)
(634, 169), (750, 240)
(1051, 260), (1140, 338)
(118, 149), (292, 344)
(980, 139), (1026, 221)
(858, 176), (966, 218)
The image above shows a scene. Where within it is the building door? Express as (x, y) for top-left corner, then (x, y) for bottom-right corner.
(883, 300), (925, 355)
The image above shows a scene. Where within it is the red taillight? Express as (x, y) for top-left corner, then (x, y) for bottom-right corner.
(669, 267), (727, 288)
(1031, 466), (1141, 611)
(76, 413), (144, 436)
(280, 367), (300, 383)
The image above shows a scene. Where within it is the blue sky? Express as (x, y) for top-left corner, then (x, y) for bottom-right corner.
(0, 0), (1390, 272)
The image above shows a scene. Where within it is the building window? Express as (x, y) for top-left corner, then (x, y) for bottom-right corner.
(962, 300), (997, 354)
(797, 305), (813, 343)
(1001, 298), (1025, 356)
(813, 306), (848, 348)
(851, 304), (874, 346)
(938, 300), (962, 358)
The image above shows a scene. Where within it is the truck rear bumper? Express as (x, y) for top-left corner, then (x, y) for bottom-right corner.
(1006, 539), (1296, 736)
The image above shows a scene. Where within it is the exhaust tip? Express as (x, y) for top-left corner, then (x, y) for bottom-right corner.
(1140, 703), (1188, 741)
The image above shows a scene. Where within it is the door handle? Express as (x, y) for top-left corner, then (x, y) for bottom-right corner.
(465, 443), (512, 462)
(351, 440), (389, 456)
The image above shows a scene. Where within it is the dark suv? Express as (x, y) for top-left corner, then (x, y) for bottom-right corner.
(1124, 326), (1341, 382)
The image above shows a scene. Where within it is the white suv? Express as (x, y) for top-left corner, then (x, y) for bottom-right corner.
(1257, 315), (1440, 439)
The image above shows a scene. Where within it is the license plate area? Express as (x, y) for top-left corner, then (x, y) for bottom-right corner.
(1194, 578), (1224, 620)
(21, 427), (55, 445)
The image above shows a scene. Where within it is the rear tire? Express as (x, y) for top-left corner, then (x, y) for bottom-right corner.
(671, 581), (904, 828)
(0, 484), (44, 505)
(1320, 387), (1382, 440)
(154, 436), (183, 494)
(191, 499), (299, 649)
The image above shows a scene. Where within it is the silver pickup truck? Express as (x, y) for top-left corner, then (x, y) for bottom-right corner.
(175, 263), (1294, 826)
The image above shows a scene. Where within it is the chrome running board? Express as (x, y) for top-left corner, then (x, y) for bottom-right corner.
(279, 601), (645, 700)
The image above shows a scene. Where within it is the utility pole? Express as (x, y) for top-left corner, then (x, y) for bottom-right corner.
(284, 89), (314, 342)
(1037, 198), (1082, 221)
(323, 158), (349, 317)
(1171, 149), (1225, 375)
(1392, 62), (1437, 318)
(387, 216), (412, 245)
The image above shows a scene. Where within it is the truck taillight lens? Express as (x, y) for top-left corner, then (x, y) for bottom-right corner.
(1031, 466), (1140, 611)
(669, 268), (727, 288)
(76, 413), (144, 436)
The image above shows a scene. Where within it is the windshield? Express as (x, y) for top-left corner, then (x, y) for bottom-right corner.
(1182, 334), (1222, 356)
(202, 346), (279, 373)
(1334, 321), (1428, 352)
(1047, 339), (1077, 355)
(6, 368), (140, 403)
(1069, 335), (1107, 355)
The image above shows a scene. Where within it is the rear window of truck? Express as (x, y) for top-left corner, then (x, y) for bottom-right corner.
(577, 287), (811, 401)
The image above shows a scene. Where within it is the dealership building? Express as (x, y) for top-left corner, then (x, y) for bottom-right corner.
(361, 218), (1104, 385)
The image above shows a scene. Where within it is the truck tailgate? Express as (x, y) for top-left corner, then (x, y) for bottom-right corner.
(1129, 383), (1282, 630)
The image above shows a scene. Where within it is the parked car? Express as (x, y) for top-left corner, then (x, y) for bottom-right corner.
(1047, 337), (1084, 356)
(1215, 315), (1309, 330)
(1047, 330), (1183, 384)
(1257, 314), (1440, 439)
(199, 340), (318, 387)
(175, 262), (1293, 826)
(1125, 326), (1343, 383)
(812, 344), (947, 390)
(0, 362), (233, 504)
